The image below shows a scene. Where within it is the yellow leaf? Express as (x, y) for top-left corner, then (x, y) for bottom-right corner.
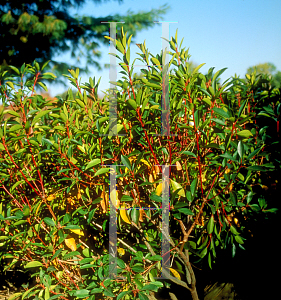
(139, 208), (144, 222)
(67, 196), (75, 206)
(110, 189), (120, 209)
(77, 187), (81, 200)
(234, 218), (239, 225)
(69, 229), (84, 236)
(47, 195), (55, 201)
(120, 204), (131, 224)
(65, 238), (77, 251)
(100, 198), (106, 213)
(156, 182), (162, 196)
(124, 156), (151, 173)
(8, 292), (22, 300)
(153, 165), (160, 176)
(225, 168), (231, 174)
(140, 158), (151, 168)
(51, 258), (59, 269)
(117, 247), (125, 256)
(176, 161), (182, 171)
(100, 186), (109, 213)
(169, 268), (181, 280)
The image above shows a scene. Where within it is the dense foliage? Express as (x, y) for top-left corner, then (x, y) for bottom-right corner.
(0, 28), (280, 300)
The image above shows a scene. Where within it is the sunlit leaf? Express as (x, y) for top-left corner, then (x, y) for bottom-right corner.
(65, 238), (77, 251)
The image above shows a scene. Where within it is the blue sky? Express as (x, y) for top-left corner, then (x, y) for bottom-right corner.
(46, 0), (281, 97)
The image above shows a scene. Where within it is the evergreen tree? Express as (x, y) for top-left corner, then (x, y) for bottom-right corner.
(0, 0), (170, 84)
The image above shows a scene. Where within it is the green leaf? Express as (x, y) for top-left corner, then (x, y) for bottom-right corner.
(247, 191), (254, 204)
(139, 292), (150, 300)
(264, 208), (278, 213)
(63, 224), (81, 230)
(9, 65), (20, 75)
(32, 110), (51, 125)
(150, 281), (163, 287)
(202, 97), (212, 106)
(127, 99), (137, 110)
(117, 291), (130, 300)
(237, 141), (244, 162)
(141, 284), (158, 291)
(246, 165), (266, 171)
(211, 118), (225, 126)
(116, 39), (125, 54)
(131, 207), (140, 224)
(91, 288), (103, 294)
(181, 151), (196, 158)
(199, 246), (208, 258)
(100, 286), (112, 297)
(208, 252), (212, 269)
(63, 251), (80, 260)
(24, 261), (43, 268)
(13, 220), (27, 226)
(237, 173), (244, 181)
(134, 278), (144, 290)
(72, 289), (90, 298)
(75, 98), (85, 108)
(237, 130), (253, 138)
(170, 179), (185, 197)
(190, 178), (198, 197)
(230, 225), (239, 235)
(11, 180), (25, 192)
(121, 155), (131, 171)
(132, 266), (144, 272)
(220, 153), (236, 161)
(238, 98), (249, 118)
(208, 86), (215, 96)
(44, 217), (56, 227)
(203, 143), (221, 149)
(117, 258), (125, 269)
(191, 63), (206, 75)
(85, 159), (101, 170)
(207, 215), (214, 234)
(94, 167), (110, 177)
(248, 147), (262, 159)
(148, 255), (162, 261)
(51, 249), (63, 261)
(8, 124), (23, 132)
(6, 81), (14, 89)
(178, 208), (194, 216)
(212, 67), (228, 84)
(3, 110), (20, 117)
(98, 116), (109, 125)
(213, 107), (230, 119)
(38, 81), (48, 91)
(232, 243), (236, 258)
(174, 202), (188, 209)
(23, 205), (30, 217)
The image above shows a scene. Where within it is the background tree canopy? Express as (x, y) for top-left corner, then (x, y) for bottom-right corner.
(246, 62), (281, 89)
(0, 0), (170, 85)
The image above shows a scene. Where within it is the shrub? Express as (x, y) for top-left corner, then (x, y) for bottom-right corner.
(0, 28), (279, 300)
